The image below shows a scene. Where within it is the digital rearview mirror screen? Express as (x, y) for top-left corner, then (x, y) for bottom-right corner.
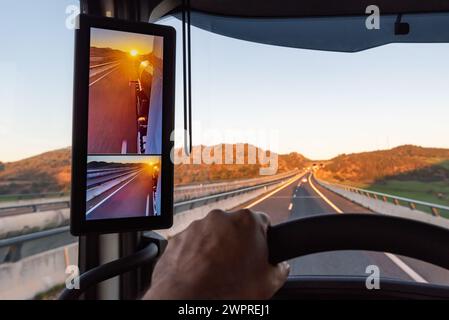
(86, 28), (163, 220)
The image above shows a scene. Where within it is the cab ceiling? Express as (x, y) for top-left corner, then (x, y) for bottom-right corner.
(187, 0), (449, 17)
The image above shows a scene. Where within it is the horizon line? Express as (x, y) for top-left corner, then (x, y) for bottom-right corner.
(2, 143), (448, 164)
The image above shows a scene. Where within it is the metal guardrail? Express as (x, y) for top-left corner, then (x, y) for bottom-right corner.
(173, 175), (295, 212)
(0, 226), (72, 263)
(0, 200), (71, 217)
(0, 173), (298, 263)
(319, 180), (449, 217)
(174, 170), (299, 202)
(0, 226), (70, 249)
(0, 170), (299, 217)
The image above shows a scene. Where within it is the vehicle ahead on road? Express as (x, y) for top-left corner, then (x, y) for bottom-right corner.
(301, 177), (308, 183)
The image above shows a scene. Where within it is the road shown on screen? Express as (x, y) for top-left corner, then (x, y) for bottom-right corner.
(86, 162), (158, 219)
(88, 58), (139, 154)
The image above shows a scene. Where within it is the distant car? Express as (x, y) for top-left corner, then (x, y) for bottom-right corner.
(302, 177), (308, 183)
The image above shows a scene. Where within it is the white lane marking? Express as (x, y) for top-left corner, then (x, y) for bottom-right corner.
(308, 173), (428, 284)
(308, 174), (342, 213)
(384, 253), (427, 283)
(89, 65), (120, 87)
(121, 140), (128, 154)
(288, 203), (293, 211)
(294, 196), (321, 199)
(245, 174), (305, 209)
(86, 171), (141, 216)
(89, 62), (121, 78)
(145, 194), (150, 217)
(90, 60), (121, 69)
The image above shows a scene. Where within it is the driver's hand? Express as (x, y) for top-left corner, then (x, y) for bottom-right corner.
(143, 209), (290, 300)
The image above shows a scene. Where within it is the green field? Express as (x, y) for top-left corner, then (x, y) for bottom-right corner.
(366, 180), (449, 218)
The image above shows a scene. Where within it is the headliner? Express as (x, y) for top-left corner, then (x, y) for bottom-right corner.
(186, 0), (449, 18)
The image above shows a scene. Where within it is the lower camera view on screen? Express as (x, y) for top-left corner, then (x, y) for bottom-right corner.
(86, 155), (162, 220)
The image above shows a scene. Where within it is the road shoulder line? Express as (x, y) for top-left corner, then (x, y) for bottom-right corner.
(309, 173), (428, 284)
(308, 174), (343, 213)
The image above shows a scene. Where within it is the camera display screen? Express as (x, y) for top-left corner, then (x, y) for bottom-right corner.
(86, 27), (164, 220)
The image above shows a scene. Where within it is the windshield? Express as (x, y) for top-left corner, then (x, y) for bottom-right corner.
(1, 4), (449, 300)
(0, 0), (78, 299)
(159, 13), (449, 285)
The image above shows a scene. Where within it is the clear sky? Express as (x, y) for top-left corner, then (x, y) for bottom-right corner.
(166, 18), (449, 160)
(1, 1), (448, 162)
(91, 27), (156, 55)
(0, 0), (76, 162)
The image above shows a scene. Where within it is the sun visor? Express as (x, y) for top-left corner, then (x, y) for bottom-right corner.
(173, 11), (449, 52)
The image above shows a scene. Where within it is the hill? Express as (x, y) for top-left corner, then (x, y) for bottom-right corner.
(90, 47), (127, 62)
(0, 147), (71, 195)
(173, 143), (308, 185)
(316, 145), (449, 185)
(0, 144), (309, 195)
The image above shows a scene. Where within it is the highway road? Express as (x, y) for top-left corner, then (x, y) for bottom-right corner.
(86, 169), (155, 220)
(238, 172), (449, 286)
(88, 58), (139, 154)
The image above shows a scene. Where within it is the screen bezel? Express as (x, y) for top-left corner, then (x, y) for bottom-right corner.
(71, 14), (175, 235)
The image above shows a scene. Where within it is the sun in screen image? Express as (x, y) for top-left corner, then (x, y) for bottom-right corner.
(86, 155), (162, 220)
(88, 28), (164, 155)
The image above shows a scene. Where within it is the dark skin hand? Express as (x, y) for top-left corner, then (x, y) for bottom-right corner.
(143, 209), (290, 300)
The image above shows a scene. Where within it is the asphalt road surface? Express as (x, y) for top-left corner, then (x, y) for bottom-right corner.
(238, 172), (449, 286)
(86, 168), (139, 188)
(86, 169), (154, 220)
(88, 58), (139, 154)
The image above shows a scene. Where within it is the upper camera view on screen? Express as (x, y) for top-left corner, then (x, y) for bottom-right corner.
(88, 27), (163, 155)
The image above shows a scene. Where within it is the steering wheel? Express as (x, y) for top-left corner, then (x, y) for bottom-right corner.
(59, 213), (449, 299)
(268, 213), (449, 299)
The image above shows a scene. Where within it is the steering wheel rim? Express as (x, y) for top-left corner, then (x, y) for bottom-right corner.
(267, 213), (449, 270)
